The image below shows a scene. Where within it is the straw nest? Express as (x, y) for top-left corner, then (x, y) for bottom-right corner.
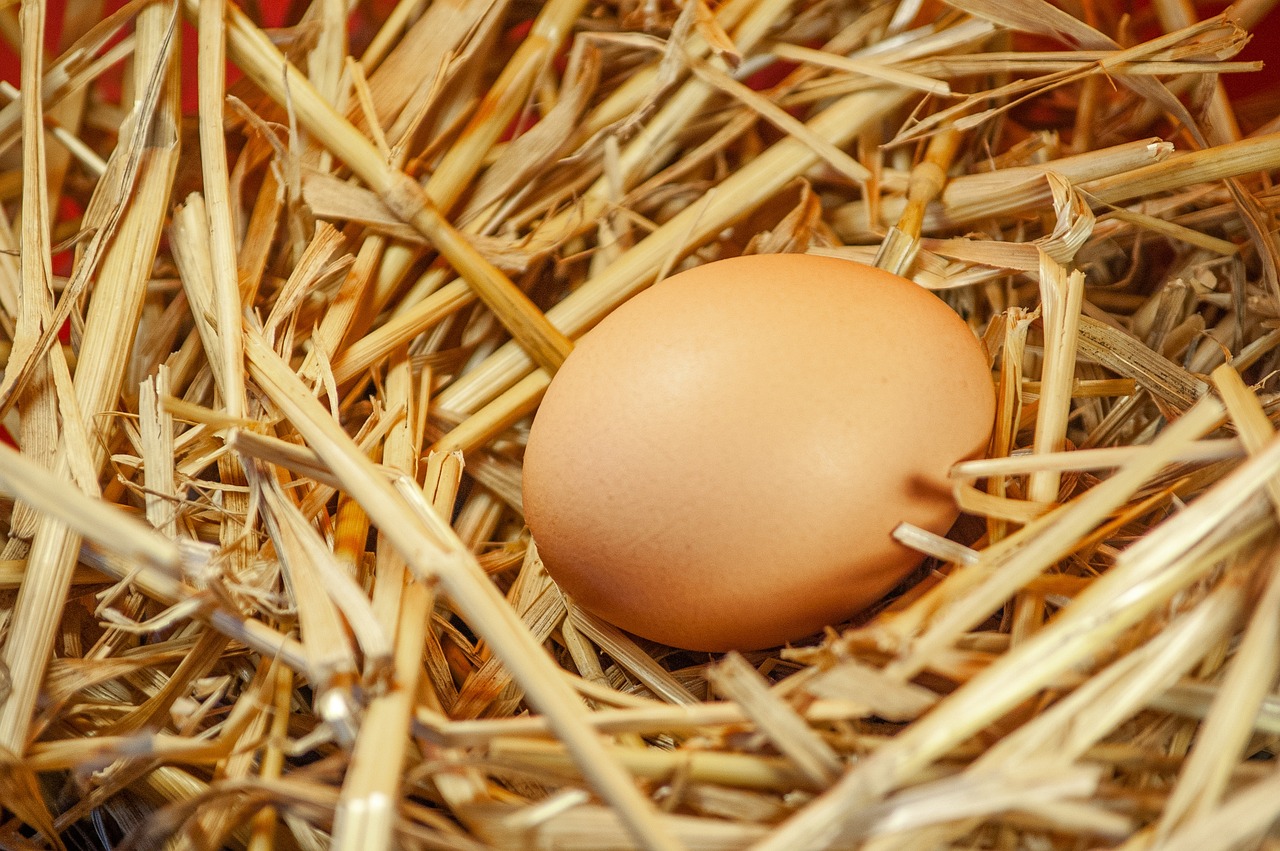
(0, 0), (1278, 848)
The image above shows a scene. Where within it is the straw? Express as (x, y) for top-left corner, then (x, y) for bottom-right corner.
(3, 2), (1280, 847)
(1027, 254), (1086, 505)
(706, 653), (843, 789)
(196, 0), (245, 419)
(333, 354), (452, 851)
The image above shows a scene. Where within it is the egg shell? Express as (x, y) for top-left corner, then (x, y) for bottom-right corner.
(522, 254), (995, 651)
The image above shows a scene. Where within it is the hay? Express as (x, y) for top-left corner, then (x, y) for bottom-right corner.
(0, 0), (1278, 848)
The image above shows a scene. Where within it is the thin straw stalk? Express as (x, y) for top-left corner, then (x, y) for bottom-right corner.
(417, 698), (884, 748)
(874, 127), (964, 274)
(195, 0), (244, 418)
(1027, 255), (1086, 505)
(0, 0), (61, 794)
(170, 95), (257, 618)
(357, 0), (428, 74)
(451, 546), (568, 719)
(952, 438), (1244, 476)
(832, 137), (1174, 237)
(706, 653), (843, 789)
(1085, 132), (1280, 204)
(770, 41), (950, 96)
(251, 465), (365, 693)
(1156, 766), (1280, 851)
(333, 355), (454, 851)
(245, 663), (294, 850)
(424, 0), (589, 214)
(488, 737), (811, 793)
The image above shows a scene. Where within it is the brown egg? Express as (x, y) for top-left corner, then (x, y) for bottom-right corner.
(522, 254), (994, 651)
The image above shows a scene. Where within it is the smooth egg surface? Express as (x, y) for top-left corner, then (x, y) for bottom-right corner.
(522, 254), (995, 651)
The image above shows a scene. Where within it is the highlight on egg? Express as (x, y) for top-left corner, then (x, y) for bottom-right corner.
(521, 253), (996, 652)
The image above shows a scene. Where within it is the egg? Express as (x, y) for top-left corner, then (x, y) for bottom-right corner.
(522, 254), (995, 651)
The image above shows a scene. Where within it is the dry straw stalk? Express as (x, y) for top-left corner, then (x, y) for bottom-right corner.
(0, 0), (1279, 849)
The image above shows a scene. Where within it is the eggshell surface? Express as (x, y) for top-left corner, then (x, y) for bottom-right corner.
(522, 254), (994, 651)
